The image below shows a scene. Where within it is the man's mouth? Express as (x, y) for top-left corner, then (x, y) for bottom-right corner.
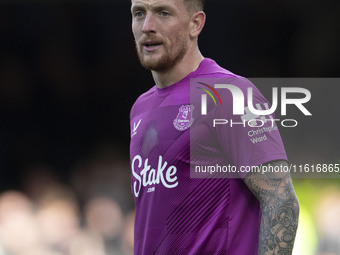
(142, 41), (163, 52)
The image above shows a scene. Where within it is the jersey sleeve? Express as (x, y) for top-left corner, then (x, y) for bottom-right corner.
(213, 77), (288, 179)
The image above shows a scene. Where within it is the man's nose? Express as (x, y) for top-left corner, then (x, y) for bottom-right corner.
(142, 13), (156, 34)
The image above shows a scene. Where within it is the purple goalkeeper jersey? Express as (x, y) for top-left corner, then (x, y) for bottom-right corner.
(129, 58), (287, 255)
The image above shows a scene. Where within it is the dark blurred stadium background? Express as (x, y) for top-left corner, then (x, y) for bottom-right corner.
(0, 1), (339, 255)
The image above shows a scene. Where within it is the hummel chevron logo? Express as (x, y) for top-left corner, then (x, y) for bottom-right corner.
(131, 119), (142, 138)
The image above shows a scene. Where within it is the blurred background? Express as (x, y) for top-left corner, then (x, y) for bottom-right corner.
(0, 0), (339, 254)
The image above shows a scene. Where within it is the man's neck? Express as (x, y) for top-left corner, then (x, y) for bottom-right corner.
(151, 49), (204, 89)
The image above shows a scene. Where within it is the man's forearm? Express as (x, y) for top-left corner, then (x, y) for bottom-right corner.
(245, 161), (300, 255)
(258, 195), (299, 255)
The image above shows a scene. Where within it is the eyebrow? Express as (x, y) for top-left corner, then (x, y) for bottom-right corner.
(131, 4), (143, 12)
(131, 3), (177, 14)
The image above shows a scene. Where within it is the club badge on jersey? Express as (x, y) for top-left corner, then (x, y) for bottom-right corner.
(173, 105), (195, 131)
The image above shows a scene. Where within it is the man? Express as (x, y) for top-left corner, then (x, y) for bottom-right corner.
(129, 0), (299, 254)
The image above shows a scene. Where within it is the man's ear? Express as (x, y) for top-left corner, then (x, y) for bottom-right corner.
(189, 11), (206, 38)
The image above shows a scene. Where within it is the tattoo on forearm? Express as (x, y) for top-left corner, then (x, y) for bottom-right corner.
(245, 161), (299, 255)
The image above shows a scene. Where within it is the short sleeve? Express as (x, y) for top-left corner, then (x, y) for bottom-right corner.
(213, 77), (288, 178)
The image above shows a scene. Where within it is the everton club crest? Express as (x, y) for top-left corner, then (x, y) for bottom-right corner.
(173, 105), (195, 131)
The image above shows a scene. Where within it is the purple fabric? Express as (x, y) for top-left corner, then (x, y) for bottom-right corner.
(129, 58), (287, 254)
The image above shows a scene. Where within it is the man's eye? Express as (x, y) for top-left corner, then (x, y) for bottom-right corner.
(134, 11), (144, 17)
(159, 11), (170, 17)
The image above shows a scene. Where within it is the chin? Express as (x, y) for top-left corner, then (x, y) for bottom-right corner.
(141, 57), (169, 71)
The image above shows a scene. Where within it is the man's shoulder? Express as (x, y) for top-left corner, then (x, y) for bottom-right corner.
(195, 58), (240, 78)
(130, 85), (157, 119)
(135, 85), (157, 103)
(194, 59), (266, 100)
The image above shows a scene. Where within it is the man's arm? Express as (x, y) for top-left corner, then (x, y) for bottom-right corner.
(244, 160), (299, 255)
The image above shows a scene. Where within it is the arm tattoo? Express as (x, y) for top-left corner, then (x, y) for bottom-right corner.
(244, 160), (299, 255)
